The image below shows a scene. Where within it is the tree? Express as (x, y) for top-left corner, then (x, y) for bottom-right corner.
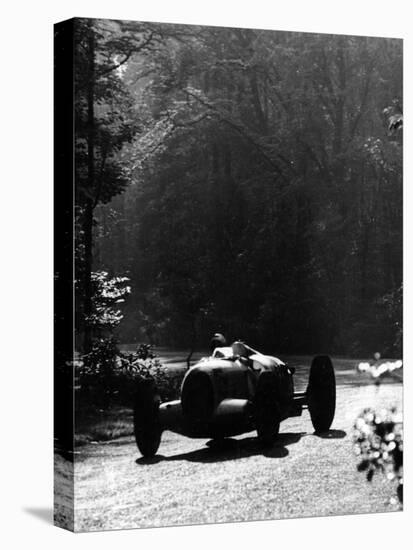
(74, 19), (160, 351)
(92, 25), (402, 355)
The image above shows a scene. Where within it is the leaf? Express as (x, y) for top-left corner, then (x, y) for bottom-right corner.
(357, 460), (369, 472)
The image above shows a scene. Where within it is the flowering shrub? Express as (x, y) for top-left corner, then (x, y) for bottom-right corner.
(357, 359), (403, 381)
(353, 407), (403, 504)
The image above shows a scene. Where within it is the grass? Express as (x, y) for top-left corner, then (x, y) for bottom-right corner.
(75, 406), (134, 446)
(73, 362), (184, 447)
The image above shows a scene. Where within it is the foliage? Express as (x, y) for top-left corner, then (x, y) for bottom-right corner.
(77, 340), (181, 408)
(357, 359), (402, 383)
(74, 19), (166, 351)
(79, 337), (122, 407)
(74, 19), (144, 208)
(87, 270), (131, 334)
(121, 343), (183, 401)
(378, 284), (403, 356)
(353, 407), (403, 504)
(85, 23), (402, 355)
(383, 104), (403, 134)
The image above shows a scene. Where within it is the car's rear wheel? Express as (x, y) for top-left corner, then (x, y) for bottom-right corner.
(133, 378), (162, 458)
(306, 355), (336, 433)
(253, 371), (281, 445)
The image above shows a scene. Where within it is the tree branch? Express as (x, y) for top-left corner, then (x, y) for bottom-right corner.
(99, 50), (133, 77)
(184, 89), (287, 180)
(99, 31), (155, 76)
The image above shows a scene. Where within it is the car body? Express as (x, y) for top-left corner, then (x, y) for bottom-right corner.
(133, 342), (336, 458)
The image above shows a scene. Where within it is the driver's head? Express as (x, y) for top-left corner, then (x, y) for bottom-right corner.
(210, 333), (227, 352)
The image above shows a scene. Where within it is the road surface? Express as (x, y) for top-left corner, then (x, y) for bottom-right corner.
(55, 358), (403, 532)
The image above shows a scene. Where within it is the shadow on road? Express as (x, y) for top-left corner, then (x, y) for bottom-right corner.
(136, 432), (305, 465)
(313, 429), (347, 439)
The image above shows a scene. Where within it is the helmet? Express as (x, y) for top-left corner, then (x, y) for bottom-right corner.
(210, 333), (227, 348)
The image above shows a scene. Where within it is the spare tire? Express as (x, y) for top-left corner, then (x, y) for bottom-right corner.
(133, 378), (162, 458)
(306, 355), (336, 433)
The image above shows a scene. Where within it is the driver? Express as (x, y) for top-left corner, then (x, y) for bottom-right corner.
(210, 335), (254, 366)
(210, 333), (234, 358)
(210, 332), (227, 352)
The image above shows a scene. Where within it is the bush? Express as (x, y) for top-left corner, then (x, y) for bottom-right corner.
(119, 343), (183, 402)
(353, 407), (403, 504)
(77, 340), (182, 408)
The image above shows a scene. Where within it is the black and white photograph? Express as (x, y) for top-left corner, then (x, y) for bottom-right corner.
(53, 16), (404, 532)
(3, 0), (412, 548)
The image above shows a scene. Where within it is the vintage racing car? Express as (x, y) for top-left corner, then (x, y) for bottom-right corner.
(133, 342), (336, 457)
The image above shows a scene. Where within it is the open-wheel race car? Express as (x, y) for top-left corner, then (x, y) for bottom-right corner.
(133, 342), (336, 458)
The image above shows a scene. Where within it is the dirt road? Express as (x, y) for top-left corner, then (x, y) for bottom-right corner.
(62, 376), (402, 532)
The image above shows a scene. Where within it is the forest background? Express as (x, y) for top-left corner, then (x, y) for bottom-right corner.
(73, 19), (403, 357)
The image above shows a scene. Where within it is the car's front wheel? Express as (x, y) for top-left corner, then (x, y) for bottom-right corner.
(133, 378), (162, 458)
